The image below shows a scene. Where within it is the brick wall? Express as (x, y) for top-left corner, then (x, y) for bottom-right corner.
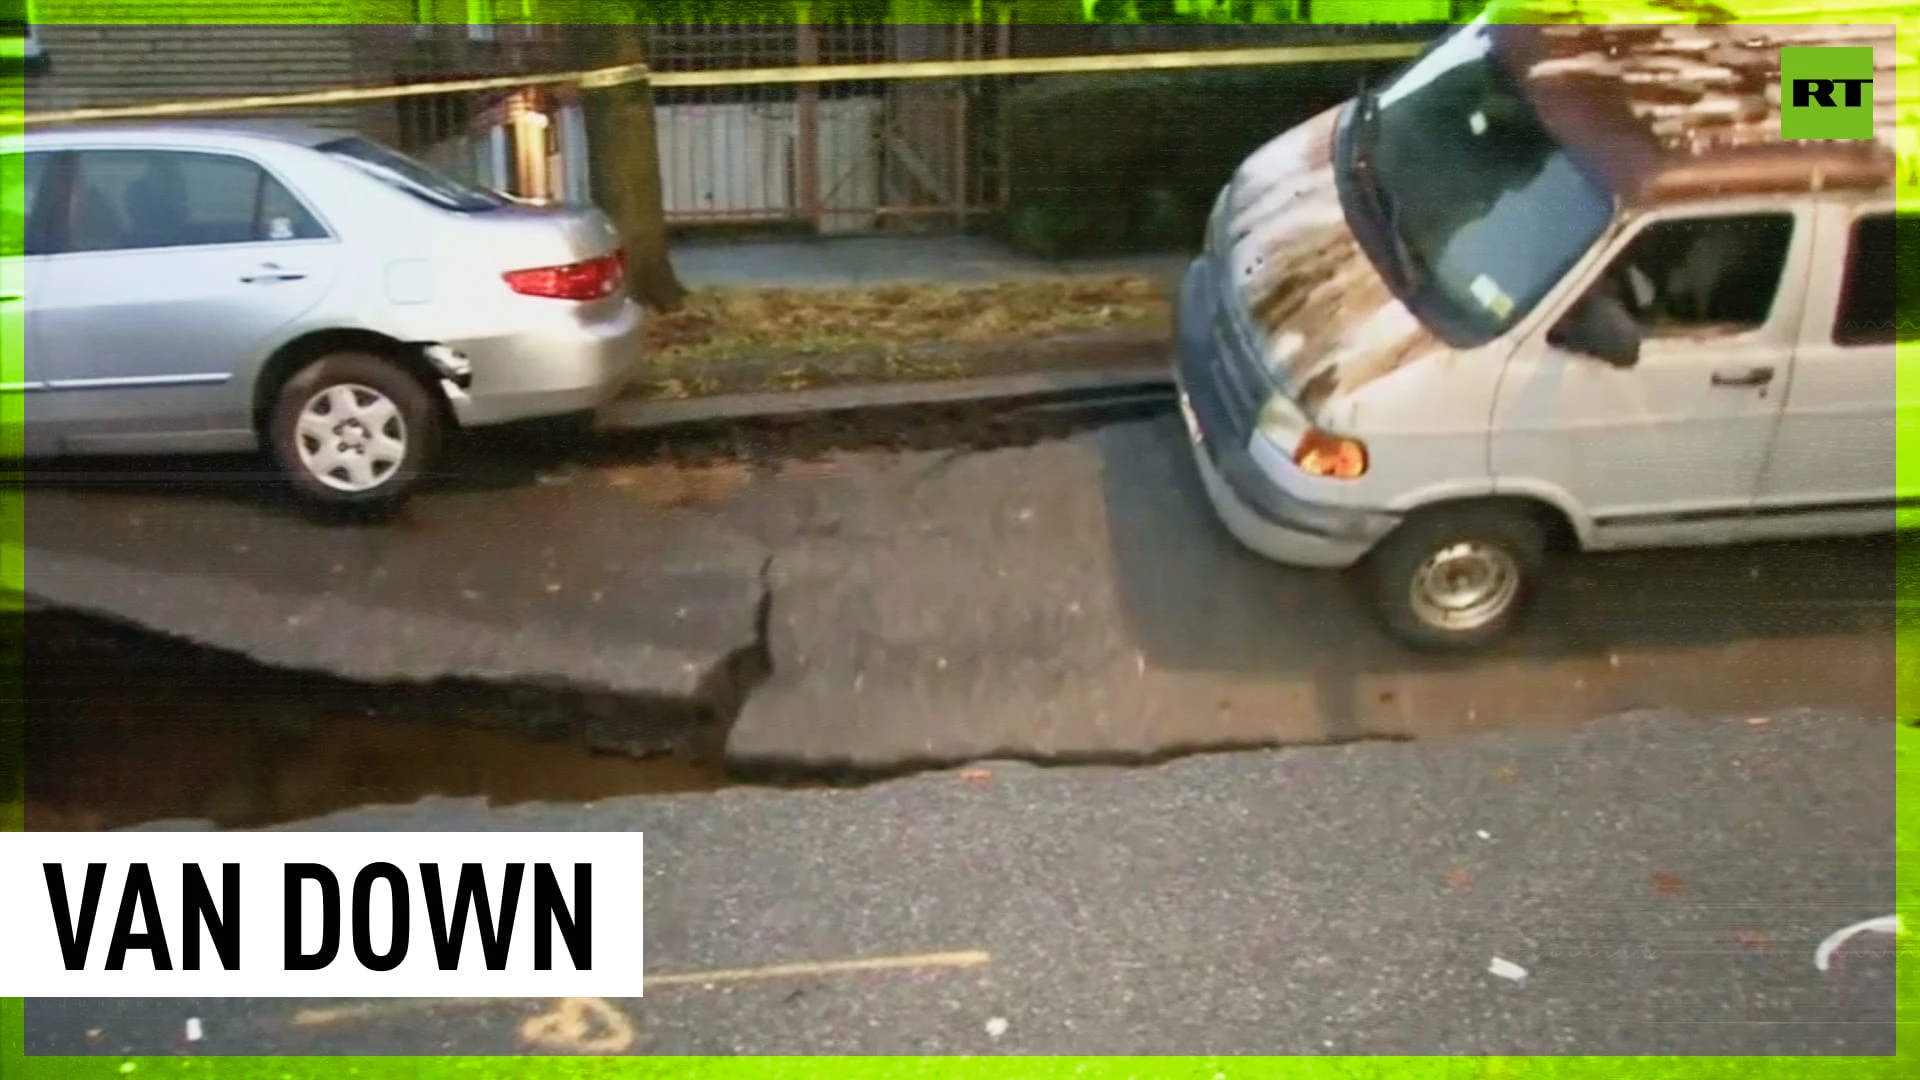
(21, 6), (406, 141)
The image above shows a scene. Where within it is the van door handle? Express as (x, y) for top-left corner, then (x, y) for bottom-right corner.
(1710, 366), (1774, 388)
(240, 263), (306, 284)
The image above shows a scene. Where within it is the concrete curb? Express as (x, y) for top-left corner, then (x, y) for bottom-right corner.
(599, 363), (1175, 433)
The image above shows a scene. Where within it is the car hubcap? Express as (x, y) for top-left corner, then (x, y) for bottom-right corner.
(294, 384), (408, 493)
(1409, 542), (1520, 633)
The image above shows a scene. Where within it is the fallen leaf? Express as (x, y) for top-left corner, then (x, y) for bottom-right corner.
(1735, 930), (1774, 949)
(1492, 765), (1518, 783)
(959, 767), (992, 784)
(1444, 866), (1476, 891)
(1650, 872), (1686, 897)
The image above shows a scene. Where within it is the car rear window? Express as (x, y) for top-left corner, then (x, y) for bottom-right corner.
(318, 136), (504, 213)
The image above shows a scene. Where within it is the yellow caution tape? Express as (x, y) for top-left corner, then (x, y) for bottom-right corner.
(4, 62), (651, 127)
(1, 42), (1424, 128)
(649, 41), (1426, 89)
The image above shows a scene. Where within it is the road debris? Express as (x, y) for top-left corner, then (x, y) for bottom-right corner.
(1488, 957), (1528, 982)
(1650, 872), (1686, 897)
(985, 1017), (1010, 1039)
(519, 997), (637, 1054)
(183, 1017), (202, 1043)
(1476, 829), (1493, 841)
(1814, 915), (1901, 972)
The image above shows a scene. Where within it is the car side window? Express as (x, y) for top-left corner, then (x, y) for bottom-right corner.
(1832, 212), (1911, 346)
(0, 151), (48, 258)
(66, 149), (328, 254)
(1594, 213), (1795, 338)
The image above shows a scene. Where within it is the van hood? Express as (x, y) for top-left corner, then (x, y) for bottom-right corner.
(1216, 104), (1448, 423)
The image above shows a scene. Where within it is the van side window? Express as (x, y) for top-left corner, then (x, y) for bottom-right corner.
(0, 151), (48, 258)
(65, 149), (328, 254)
(1599, 213), (1795, 336)
(1833, 213), (1910, 346)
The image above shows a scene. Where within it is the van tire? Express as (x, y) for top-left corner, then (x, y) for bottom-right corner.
(268, 351), (441, 517)
(1365, 505), (1545, 652)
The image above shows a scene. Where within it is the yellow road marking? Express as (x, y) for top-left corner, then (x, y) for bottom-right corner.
(288, 948), (992, 1029)
(646, 948), (990, 988)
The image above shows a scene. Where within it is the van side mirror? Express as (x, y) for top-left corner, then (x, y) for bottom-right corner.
(1549, 291), (1641, 369)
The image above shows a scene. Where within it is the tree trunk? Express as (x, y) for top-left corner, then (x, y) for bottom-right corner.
(584, 22), (687, 312)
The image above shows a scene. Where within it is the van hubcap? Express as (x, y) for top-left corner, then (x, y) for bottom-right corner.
(1409, 542), (1520, 632)
(295, 384), (408, 493)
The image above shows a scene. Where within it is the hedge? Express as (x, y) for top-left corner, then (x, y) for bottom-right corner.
(996, 54), (1421, 258)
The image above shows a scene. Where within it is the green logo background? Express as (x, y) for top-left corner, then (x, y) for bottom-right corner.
(1780, 45), (1876, 140)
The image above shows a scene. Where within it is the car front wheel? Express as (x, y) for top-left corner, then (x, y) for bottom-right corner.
(268, 351), (441, 515)
(1364, 505), (1546, 652)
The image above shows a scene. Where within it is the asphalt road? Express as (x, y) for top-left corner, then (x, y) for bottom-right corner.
(18, 408), (1904, 1054)
(25, 712), (1900, 1056)
(724, 417), (1897, 769)
(18, 413), (1900, 774)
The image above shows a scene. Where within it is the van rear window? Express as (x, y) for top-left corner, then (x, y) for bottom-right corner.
(1834, 213), (1914, 346)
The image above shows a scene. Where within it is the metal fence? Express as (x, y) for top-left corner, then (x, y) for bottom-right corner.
(16, 20), (1446, 236)
(635, 22), (1006, 233)
(630, 20), (1444, 234)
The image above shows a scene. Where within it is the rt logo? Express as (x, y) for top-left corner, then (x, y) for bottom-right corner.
(1780, 46), (1875, 140)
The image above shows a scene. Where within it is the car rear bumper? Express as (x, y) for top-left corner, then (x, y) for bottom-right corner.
(443, 299), (644, 428)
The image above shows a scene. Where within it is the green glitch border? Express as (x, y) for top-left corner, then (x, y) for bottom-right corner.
(1, 0), (1915, 1074)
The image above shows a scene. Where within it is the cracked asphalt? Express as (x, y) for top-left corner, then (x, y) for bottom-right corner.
(18, 413), (1900, 771)
(23, 712), (1900, 1056)
(16, 408), (1903, 1054)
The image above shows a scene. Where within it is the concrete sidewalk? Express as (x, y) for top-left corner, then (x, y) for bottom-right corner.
(669, 234), (1188, 293)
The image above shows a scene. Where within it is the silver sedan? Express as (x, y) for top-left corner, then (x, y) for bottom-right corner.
(1, 120), (644, 512)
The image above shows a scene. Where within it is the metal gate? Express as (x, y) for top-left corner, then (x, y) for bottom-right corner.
(646, 22), (1009, 234)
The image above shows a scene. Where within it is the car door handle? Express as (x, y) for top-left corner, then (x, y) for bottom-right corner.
(1710, 366), (1774, 388)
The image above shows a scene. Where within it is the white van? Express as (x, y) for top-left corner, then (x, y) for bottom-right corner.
(1174, 14), (1906, 650)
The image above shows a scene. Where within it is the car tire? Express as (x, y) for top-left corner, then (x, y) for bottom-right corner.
(268, 351), (441, 516)
(1364, 504), (1545, 653)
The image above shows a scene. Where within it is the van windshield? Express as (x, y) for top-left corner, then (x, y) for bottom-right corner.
(318, 137), (505, 213)
(1345, 21), (1613, 347)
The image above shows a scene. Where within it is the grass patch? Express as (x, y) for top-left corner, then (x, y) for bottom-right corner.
(635, 274), (1171, 399)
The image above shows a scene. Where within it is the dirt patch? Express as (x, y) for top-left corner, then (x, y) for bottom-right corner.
(586, 390), (1174, 473)
(635, 275), (1171, 399)
(598, 459), (756, 508)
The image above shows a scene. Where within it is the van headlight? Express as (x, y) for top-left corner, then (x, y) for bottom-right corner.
(1258, 394), (1368, 480)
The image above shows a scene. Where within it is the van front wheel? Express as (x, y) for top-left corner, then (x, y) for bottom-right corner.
(1365, 506), (1545, 652)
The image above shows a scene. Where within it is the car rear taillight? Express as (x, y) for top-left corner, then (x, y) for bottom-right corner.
(502, 250), (625, 301)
